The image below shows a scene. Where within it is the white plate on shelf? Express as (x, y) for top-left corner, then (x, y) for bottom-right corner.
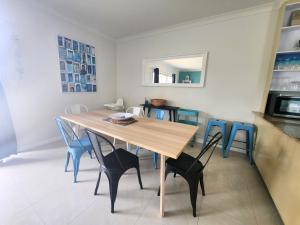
(109, 112), (134, 121)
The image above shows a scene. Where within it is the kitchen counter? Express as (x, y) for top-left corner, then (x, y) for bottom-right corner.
(253, 112), (300, 225)
(253, 111), (300, 141)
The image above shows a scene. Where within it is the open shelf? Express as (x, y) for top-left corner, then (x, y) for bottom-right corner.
(273, 69), (300, 72)
(286, 2), (300, 10)
(277, 50), (300, 54)
(281, 25), (300, 31)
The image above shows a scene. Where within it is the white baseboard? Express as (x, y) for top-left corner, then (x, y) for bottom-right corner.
(196, 138), (246, 154)
(18, 136), (62, 152)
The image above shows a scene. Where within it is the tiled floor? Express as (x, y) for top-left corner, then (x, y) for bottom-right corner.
(0, 141), (283, 225)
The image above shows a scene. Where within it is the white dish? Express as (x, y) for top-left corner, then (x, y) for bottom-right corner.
(109, 112), (134, 121)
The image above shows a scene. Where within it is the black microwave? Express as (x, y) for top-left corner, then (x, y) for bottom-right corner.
(266, 91), (300, 119)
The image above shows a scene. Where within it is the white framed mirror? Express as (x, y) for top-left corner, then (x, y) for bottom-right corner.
(142, 52), (208, 88)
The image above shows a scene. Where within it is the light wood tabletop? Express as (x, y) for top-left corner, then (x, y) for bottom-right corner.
(60, 109), (198, 216)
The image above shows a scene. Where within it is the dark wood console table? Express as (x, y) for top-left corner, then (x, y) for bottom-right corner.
(141, 104), (179, 122)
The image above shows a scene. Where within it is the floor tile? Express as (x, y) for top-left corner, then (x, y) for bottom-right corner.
(0, 141), (283, 225)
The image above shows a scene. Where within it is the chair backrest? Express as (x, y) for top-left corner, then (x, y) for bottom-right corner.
(65, 104), (88, 115)
(55, 117), (82, 148)
(115, 98), (124, 106)
(155, 109), (164, 120)
(126, 107), (145, 117)
(86, 130), (125, 170)
(185, 132), (222, 174)
(177, 108), (199, 122)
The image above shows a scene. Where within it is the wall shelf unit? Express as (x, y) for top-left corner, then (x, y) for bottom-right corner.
(257, 3), (300, 225)
(273, 69), (300, 72)
(281, 24), (300, 31)
(276, 50), (300, 54)
(270, 1), (300, 92)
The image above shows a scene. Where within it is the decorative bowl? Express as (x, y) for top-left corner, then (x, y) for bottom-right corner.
(151, 99), (167, 107)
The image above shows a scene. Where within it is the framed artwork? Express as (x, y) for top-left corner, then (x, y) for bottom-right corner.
(57, 35), (97, 93)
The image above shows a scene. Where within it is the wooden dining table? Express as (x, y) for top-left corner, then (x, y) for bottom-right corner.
(60, 109), (198, 217)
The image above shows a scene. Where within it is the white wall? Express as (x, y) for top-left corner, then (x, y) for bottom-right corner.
(116, 5), (277, 130)
(0, 1), (278, 151)
(0, 0), (116, 151)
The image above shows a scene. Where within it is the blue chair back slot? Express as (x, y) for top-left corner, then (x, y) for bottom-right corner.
(155, 109), (165, 120)
(55, 117), (82, 148)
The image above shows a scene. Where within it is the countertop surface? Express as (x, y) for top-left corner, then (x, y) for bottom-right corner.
(253, 112), (300, 140)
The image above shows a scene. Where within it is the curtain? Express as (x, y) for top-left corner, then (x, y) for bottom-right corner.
(0, 82), (17, 159)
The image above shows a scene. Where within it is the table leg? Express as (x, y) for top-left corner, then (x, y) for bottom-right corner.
(168, 110), (172, 121)
(160, 154), (166, 217)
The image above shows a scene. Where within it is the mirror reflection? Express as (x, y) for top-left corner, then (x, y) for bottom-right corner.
(143, 53), (207, 87)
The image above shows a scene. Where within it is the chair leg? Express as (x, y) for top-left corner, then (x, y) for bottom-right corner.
(94, 170), (102, 195)
(199, 175), (205, 196)
(247, 130), (254, 165)
(246, 131), (250, 157)
(153, 153), (158, 169)
(136, 165), (143, 189)
(111, 138), (117, 152)
(65, 152), (70, 172)
(188, 179), (199, 217)
(220, 125), (227, 158)
(225, 128), (237, 157)
(73, 157), (80, 183)
(190, 134), (196, 147)
(108, 175), (120, 213)
(127, 143), (131, 151)
(135, 146), (140, 155)
(202, 124), (211, 150)
(157, 166), (171, 196)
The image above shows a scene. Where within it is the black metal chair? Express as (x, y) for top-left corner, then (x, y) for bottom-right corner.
(158, 132), (222, 217)
(86, 130), (143, 213)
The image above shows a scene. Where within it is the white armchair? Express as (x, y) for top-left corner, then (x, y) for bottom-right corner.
(65, 104), (88, 115)
(64, 104), (89, 138)
(126, 106), (145, 117)
(104, 98), (124, 111)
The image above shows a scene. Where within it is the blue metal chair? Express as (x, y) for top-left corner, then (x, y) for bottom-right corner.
(55, 117), (93, 182)
(176, 108), (199, 147)
(202, 119), (227, 157)
(226, 122), (256, 164)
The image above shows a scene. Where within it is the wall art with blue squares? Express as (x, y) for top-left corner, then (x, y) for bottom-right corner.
(57, 35), (97, 93)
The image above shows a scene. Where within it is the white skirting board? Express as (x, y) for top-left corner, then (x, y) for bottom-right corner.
(18, 136), (62, 152)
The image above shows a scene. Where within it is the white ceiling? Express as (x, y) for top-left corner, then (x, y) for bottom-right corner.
(35, 0), (272, 39)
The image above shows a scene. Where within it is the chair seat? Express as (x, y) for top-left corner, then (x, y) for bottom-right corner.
(70, 135), (92, 150)
(104, 148), (138, 171)
(166, 152), (203, 173)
